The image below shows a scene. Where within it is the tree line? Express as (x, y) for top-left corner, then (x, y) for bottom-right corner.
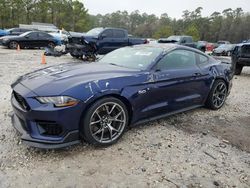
(1, 0), (250, 43)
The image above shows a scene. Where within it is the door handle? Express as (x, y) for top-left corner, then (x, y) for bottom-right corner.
(193, 73), (202, 77)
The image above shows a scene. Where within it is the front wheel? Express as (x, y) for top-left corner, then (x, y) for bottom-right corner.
(206, 80), (228, 110)
(81, 97), (129, 146)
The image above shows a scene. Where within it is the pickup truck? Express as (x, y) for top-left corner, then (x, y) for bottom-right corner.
(158, 35), (206, 52)
(232, 42), (250, 75)
(66, 27), (147, 60)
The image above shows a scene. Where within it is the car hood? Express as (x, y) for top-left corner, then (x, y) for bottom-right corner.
(0, 35), (20, 40)
(12, 62), (142, 96)
(214, 48), (226, 53)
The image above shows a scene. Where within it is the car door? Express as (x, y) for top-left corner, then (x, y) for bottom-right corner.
(37, 33), (52, 47)
(112, 29), (128, 48)
(20, 32), (36, 47)
(148, 49), (208, 114)
(97, 29), (115, 54)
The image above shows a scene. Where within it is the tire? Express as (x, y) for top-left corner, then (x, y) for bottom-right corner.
(235, 64), (243, 75)
(70, 52), (82, 59)
(47, 42), (55, 49)
(206, 80), (228, 110)
(81, 97), (129, 146)
(8, 41), (19, 49)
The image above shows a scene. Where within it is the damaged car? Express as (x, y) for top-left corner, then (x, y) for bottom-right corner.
(11, 44), (233, 149)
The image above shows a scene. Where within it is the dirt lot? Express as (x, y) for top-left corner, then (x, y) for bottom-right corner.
(0, 47), (249, 188)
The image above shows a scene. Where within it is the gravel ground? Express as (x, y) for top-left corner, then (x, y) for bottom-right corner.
(0, 47), (249, 188)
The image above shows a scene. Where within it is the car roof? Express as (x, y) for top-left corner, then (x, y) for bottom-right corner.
(132, 43), (205, 54)
(236, 42), (250, 47)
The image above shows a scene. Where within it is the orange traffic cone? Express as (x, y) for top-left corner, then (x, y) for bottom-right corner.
(17, 44), (20, 52)
(41, 53), (46, 65)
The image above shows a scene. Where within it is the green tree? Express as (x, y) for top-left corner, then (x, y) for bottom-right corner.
(185, 24), (200, 41)
(153, 25), (173, 39)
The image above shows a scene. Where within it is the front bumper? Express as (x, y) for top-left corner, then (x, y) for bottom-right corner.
(11, 83), (84, 149)
(11, 113), (80, 149)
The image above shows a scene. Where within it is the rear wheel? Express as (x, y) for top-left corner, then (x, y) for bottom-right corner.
(8, 41), (19, 49)
(206, 80), (228, 110)
(81, 97), (129, 146)
(235, 64), (243, 75)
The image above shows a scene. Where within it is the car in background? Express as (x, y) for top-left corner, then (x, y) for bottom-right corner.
(206, 43), (215, 52)
(49, 30), (71, 44)
(232, 42), (250, 75)
(146, 38), (157, 44)
(5, 28), (32, 36)
(11, 44), (233, 148)
(0, 31), (61, 49)
(213, 44), (235, 56)
(217, 41), (231, 45)
(65, 27), (147, 59)
(0, 29), (8, 37)
(158, 36), (206, 52)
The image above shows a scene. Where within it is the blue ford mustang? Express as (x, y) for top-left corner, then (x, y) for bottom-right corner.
(11, 44), (233, 148)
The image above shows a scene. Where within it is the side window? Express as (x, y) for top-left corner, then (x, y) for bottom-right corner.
(197, 54), (209, 65)
(27, 32), (38, 38)
(156, 50), (196, 70)
(102, 29), (113, 38)
(38, 33), (50, 38)
(186, 37), (192, 43)
(242, 45), (250, 54)
(113, 30), (125, 38)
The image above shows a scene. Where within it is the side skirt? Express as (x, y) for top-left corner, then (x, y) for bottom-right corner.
(132, 105), (203, 127)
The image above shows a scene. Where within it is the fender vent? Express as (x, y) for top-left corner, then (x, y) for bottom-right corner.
(13, 91), (30, 111)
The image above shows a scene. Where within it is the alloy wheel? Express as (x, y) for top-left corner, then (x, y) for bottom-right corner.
(89, 102), (126, 144)
(212, 82), (227, 108)
(9, 41), (18, 49)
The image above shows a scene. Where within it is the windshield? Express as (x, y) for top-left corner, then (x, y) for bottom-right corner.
(98, 47), (163, 70)
(166, 36), (181, 42)
(86, 28), (104, 36)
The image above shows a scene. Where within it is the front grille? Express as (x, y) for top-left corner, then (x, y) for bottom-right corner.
(13, 91), (30, 111)
(37, 121), (63, 136)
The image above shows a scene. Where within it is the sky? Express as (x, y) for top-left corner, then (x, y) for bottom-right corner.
(82, 0), (250, 18)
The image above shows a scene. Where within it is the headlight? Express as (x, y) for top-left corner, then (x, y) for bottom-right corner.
(36, 96), (79, 107)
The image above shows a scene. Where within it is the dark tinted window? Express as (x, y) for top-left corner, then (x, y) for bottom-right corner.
(38, 33), (51, 38)
(27, 32), (38, 38)
(102, 29), (113, 38)
(197, 54), (209, 64)
(113, 30), (125, 38)
(242, 45), (250, 54)
(185, 37), (193, 43)
(156, 50), (196, 70)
